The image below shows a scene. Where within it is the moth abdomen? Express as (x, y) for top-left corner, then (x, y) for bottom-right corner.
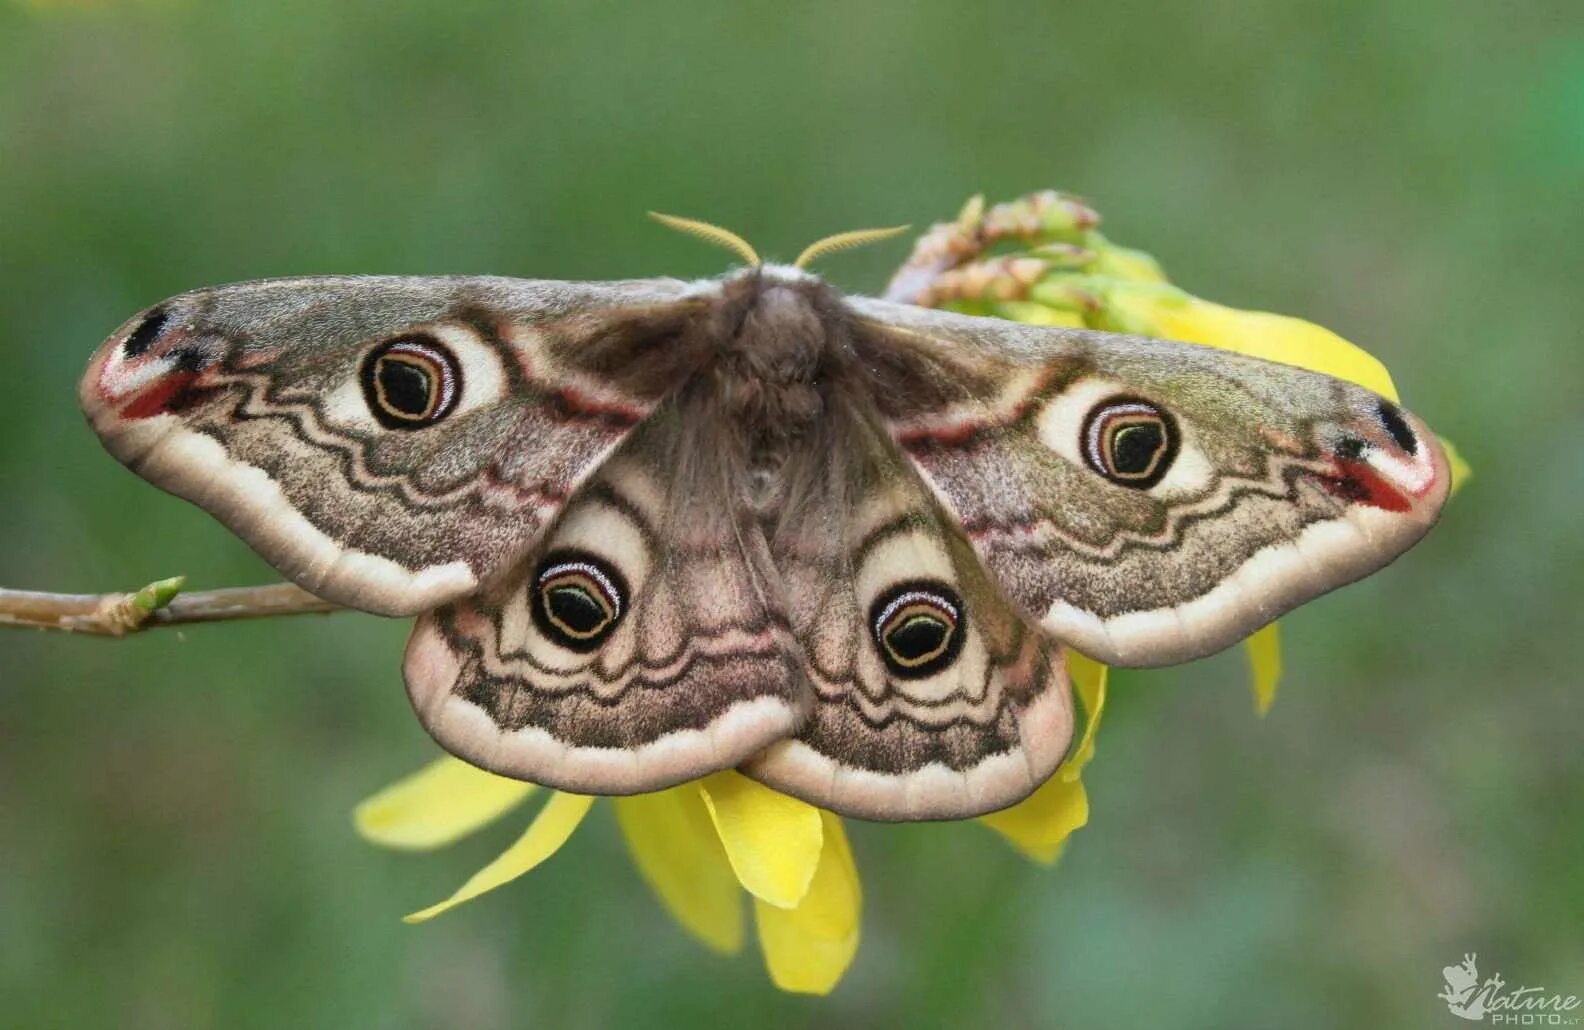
(669, 270), (865, 525)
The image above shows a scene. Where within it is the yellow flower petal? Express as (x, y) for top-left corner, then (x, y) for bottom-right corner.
(614, 788), (744, 955)
(754, 811), (861, 995)
(1106, 283), (1400, 400)
(979, 649), (1104, 862)
(1245, 622), (1283, 717)
(1440, 435), (1472, 495)
(353, 756), (537, 851)
(403, 791), (594, 924)
(978, 776), (1089, 865)
(1061, 649), (1109, 781)
(698, 771), (823, 909)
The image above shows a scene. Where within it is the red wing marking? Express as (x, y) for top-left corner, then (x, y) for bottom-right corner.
(1318, 459), (1412, 513)
(117, 372), (201, 420)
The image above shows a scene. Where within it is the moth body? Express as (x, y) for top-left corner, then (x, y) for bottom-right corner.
(690, 267), (856, 519)
(80, 263), (1449, 820)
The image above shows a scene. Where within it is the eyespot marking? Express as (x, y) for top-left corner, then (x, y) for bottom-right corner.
(123, 308), (171, 358)
(530, 550), (627, 652)
(869, 581), (966, 679)
(1081, 396), (1179, 488)
(1376, 399), (1417, 454)
(360, 336), (462, 430)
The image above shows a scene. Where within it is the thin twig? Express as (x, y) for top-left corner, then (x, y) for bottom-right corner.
(0, 578), (344, 636)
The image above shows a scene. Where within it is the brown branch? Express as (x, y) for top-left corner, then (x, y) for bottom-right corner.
(0, 578), (344, 636)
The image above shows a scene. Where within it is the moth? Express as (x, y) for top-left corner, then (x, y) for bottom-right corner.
(78, 217), (1449, 822)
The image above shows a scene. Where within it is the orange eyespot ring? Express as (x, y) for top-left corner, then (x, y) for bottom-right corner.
(530, 550), (627, 652)
(869, 581), (965, 679)
(360, 336), (461, 429)
(1081, 396), (1178, 488)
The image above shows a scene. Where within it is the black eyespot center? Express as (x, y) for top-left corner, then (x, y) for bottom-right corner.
(1111, 421), (1166, 474)
(1376, 399), (1417, 454)
(1081, 396), (1179, 489)
(530, 550), (628, 653)
(360, 336), (462, 430)
(122, 307), (171, 358)
(547, 585), (607, 635)
(887, 614), (949, 660)
(378, 359), (434, 416)
(870, 581), (966, 679)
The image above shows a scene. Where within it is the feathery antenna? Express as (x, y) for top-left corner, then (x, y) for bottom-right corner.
(793, 225), (911, 270)
(648, 212), (761, 267)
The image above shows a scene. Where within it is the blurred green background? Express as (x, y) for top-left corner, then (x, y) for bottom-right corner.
(1, 1), (1580, 1026)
